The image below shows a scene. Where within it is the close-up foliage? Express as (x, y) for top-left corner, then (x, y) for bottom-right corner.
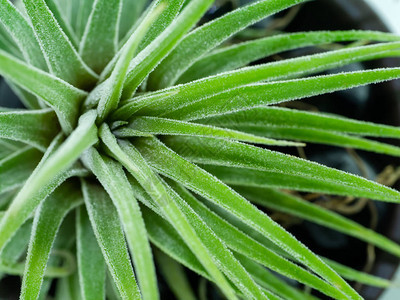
(1, 0), (400, 299)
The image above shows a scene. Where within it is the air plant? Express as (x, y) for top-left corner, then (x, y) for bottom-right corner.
(1, 0), (400, 299)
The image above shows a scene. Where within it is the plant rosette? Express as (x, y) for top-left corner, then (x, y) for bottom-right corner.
(1, 0), (400, 300)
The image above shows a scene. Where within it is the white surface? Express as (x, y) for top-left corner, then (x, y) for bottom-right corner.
(364, 2), (400, 299)
(364, 0), (400, 34)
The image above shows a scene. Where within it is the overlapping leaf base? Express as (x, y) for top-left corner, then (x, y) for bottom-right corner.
(1, 0), (400, 299)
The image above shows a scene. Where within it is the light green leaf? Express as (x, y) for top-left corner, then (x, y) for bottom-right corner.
(0, 109), (59, 151)
(22, 0), (97, 88)
(0, 110), (97, 253)
(114, 41), (400, 120)
(0, 220), (32, 279)
(75, 0), (94, 40)
(236, 253), (316, 300)
(0, 50), (88, 133)
(163, 68), (400, 121)
(168, 181), (346, 299)
(114, 116), (301, 146)
(20, 182), (83, 300)
(179, 30), (400, 83)
(148, 0), (309, 89)
(155, 250), (196, 300)
(79, 0), (122, 73)
(5, 79), (42, 110)
(0, 0), (46, 68)
(134, 136), (361, 299)
(0, 147), (42, 194)
(122, 0), (215, 98)
(240, 187), (400, 257)
(119, 0), (147, 40)
(198, 106), (400, 138)
(97, 3), (165, 122)
(82, 147), (158, 300)
(76, 206), (106, 300)
(44, 0), (79, 48)
(164, 136), (400, 202)
(81, 180), (141, 300)
(98, 129), (238, 300)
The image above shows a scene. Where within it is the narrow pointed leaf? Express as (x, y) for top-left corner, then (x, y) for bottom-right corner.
(115, 41), (400, 119)
(82, 148), (158, 300)
(97, 3), (165, 122)
(44, 0), (79, 47)
(155, 250), (196, 300)
(0, 111), (97, 253)
(0, 51), (88, 132)
(81, 180), (141, 300)
(115, 116), (301, 146)
(119, 0), (147, 40)
(239, 187), (400, 257)
(168, 181), (347, 299)
(22, 0), (97, 88)
(199, 106), (400, 139)
(0, 147), (42, 194)
(98, 129), (238, 300)
(164, 136), (400, 202)
(76, 206), (106, 300)
(149, 0), (309, 89)
(20, 182), (83, 300)
(75, 0), (94, 39)
(0, 0), (46, 68)
(179, 30), (400, 83)
(79, 0), (122, 73)
(0, 109), (59, 151)
(122, 0), (215, 97)
(163, 68), (400, 121)
(134, 137), (362, 299)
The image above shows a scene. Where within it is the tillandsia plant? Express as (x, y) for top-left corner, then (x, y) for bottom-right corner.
(2, 0), (400, 299)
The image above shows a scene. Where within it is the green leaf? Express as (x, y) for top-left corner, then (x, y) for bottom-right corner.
(148, 0), (309, 89)
(163, 68), (400, 121)
(0, 147), (42, 195)
(79, 0), (122, 73)
(168, 181), (346, 299)
(0, 50), (88, 133)
(44, 0), (79, 48)
(237, 125), (400, 157)
(0, 109), (59, 151)
(81, 180), (141, 300)
(74, 0), (94, 40)
(114, 41), (400, 120)
(22, 0), (97, 88)
(82, 147), (158, 300)
(240, 187), (400, 257)
(198, 106), (400, 138)
(179, 30), (400, 83)
(134, 137), (361, 299)
(114, 116), (301, 146)
(122, 0), (215, 98)
(97, 3), (165, 122)
(98, 129), (238, 300)
(5, 79), (42, 110)
(76, 206), (106, 300)
(0, 220), (32, 278)
(20, 182), (83, 300)
(155, 250), (196, 300)
(119, 0), (147, 40)
(0, 110), (97, 253)
(0, 0), (46, 68)
(163, 136), (400, 202)
(236, 254), (316, 300)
